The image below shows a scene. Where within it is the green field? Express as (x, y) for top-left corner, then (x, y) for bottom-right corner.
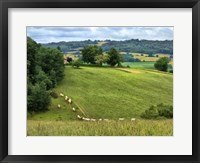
(122, 62), (156, 69)
(28, 64), (173, 136)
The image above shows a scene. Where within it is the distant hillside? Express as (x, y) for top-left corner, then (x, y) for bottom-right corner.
(42, 39), (173, 55)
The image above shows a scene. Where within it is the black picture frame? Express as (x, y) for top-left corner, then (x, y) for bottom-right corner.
(0, 0), (199, 162)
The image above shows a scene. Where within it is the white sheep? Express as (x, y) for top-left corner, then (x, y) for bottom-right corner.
(99, 118), (102, 121)
(90, 118), (96, 122)
(60, 93), (64, 97)
(57, 104), (61, 108)
(72, 107), (76, 112)
(131, 118), (136, 121)
(104, 119), (109, 122)
(65, 96), (68, 101)
(68, 98), (72, 104)
(119, 118), (124, 121)
(82, 117), (90, 121)
(77, 115), (82, 119)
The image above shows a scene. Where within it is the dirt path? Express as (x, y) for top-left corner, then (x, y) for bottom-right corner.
(117, 68), (171, 76)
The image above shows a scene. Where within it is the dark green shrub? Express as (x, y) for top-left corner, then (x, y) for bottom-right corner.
(154, 57), (170, 72)
(157, 104), (173, 118)
(141, 104), (173, 119)
(50, 91), (58, 98)
(141, 106), (159, 119)
(72, 59), (82, 68)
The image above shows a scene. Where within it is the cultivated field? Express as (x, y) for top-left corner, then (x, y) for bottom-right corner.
(28, 63), (173, 136)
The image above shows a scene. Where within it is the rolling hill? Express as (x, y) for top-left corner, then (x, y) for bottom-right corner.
(28, 65), (173, 136)
(42, 39), (173, 55)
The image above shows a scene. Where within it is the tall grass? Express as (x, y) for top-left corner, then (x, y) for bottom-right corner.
(27, 119), (173, 136)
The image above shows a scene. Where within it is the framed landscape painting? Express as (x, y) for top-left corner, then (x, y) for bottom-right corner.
(27, 26), (173, 136)
(0, 0), (200, 162)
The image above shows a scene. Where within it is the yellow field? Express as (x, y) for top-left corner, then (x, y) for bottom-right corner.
(97, 41), (108, 46)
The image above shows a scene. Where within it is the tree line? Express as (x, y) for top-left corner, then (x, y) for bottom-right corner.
(43, 39), (173, 55)
(69, 45), (172, 72)
(79, 45), (123, 67)
(27, 37), (65, 112)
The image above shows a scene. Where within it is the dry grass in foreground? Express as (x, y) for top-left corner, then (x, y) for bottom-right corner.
(27, 119), (173, 136)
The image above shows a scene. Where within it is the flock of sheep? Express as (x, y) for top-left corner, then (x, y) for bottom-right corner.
(57, 92), (136, 122)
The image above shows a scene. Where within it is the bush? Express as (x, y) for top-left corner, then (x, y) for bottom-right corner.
(141, 106), (159, 119)
(27, 82), (51, 112)
(154, 57), (170, 72)
(157, 104), (173, 118)
(141, 104), (173, 119)
(127, 65), (130, 68)
(169, 70), (173, 73)
(72, 60), (82, 68)
(50, 91), (58, 98)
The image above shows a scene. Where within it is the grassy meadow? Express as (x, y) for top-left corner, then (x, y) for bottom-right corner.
(28, 63), (173, 136)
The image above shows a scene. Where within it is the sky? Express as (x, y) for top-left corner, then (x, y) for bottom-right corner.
(27, 27), (173, 43)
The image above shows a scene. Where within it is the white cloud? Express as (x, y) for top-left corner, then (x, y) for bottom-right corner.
(27, 26), (173, 43)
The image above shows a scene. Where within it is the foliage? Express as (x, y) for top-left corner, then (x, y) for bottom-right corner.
(57, 46), (62, 52)
(37, 47), (65, 83)
(27, 82), (51, 112)
(107, 48), (123, 66)
(154, 57), (170, 72)
(66, 57), (73, 63)
(27, 37), (65, 112)
(27, 37), (40, 83)
(141, 106), (159, 119)
(141, 103), (173, 119)
(35, 68), (53, 90)
(50, 91), (58, 99)
(122, 53), (141, 62)
(81, 45), (103, 64)
(43, 39), (173, 55)
(148, 54), (154, 57)
(72, 59), (82, 68)
(95, 54), (109, 66)
(157, 103), (173, 118)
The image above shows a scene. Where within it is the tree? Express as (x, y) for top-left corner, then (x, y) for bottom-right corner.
(28, 82), (51, 112)
(57, 46), (62, 52)
(95, 54), (109, 66)
(35, 69), (53, 90)
(122, 53), (138, 62)
(37, 47), (65, 83)
(27, 37), (40, 83)
(81, 45), (103, 64)
(148, 53), (154, 57)
(154, 57), (170, 72)
(107, 48), (123, 66)
(27, 37), (65, 113)
(67, 57), (73, 63)
(72, 59), (82, 68)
